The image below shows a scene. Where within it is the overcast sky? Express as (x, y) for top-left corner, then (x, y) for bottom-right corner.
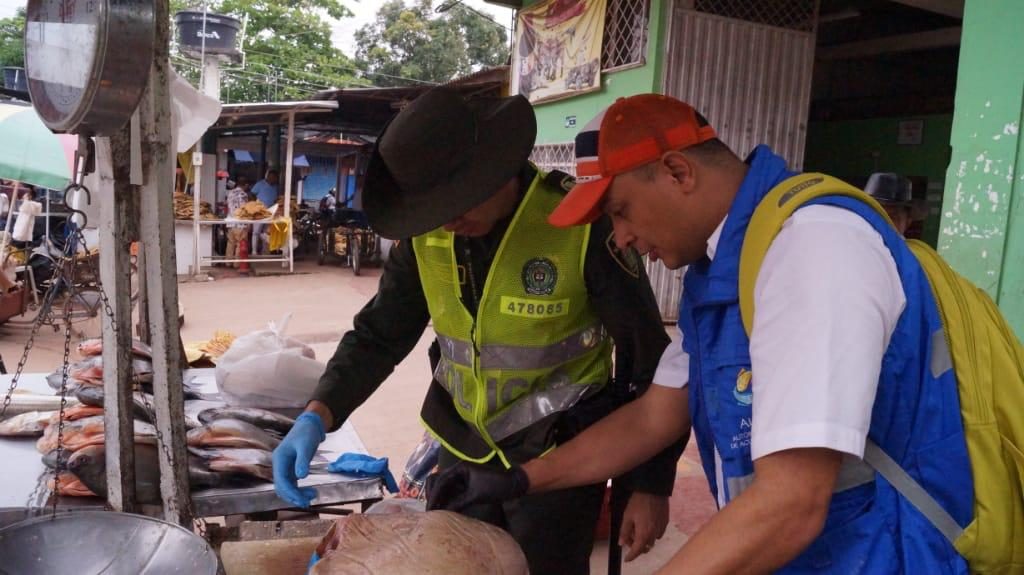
(0, 0), (514, 59)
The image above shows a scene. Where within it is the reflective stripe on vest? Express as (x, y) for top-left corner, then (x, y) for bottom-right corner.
(437, 322), (608, 370)
(414, 171), (613, 466)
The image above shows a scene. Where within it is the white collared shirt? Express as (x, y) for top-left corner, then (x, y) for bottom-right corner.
(653, 205), (906, 462)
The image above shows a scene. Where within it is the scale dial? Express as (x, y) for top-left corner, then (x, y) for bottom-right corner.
(25, 0), (155, 135)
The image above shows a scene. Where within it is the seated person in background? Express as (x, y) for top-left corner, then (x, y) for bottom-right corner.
(864, 172), (914, 236)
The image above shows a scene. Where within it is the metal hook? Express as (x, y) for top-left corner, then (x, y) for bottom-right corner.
(62, 182), (91, 231)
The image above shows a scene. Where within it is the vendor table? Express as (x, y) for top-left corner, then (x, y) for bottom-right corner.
(0, 368), (383, 528)
(174, 220), (214, 275)
(197, 217), (293, 272)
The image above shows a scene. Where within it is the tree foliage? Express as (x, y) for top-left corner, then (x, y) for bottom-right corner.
(354, 0), (509, 87)
(170, 0), (367, 103)
(0, 8), (25, 69)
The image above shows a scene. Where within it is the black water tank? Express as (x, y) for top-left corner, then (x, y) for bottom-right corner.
(175, 11), (241, 57)
(3, 67), (27, 92)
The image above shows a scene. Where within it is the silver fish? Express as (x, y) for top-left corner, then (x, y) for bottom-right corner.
(74, 386), (157, 423)
(68, 443), (224, 504)
(0, 410), (54, 436)
(186, 418), (282, 451)
(1, 393), (79, 416)
(197, 407), (295, 435)
(188, 447), (274, 482)
(184, 399), (228, 430)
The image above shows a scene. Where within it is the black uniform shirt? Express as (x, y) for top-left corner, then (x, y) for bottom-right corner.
(312, 166), (682, 495)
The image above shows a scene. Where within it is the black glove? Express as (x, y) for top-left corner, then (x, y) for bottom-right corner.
(425, 461), (530, 512)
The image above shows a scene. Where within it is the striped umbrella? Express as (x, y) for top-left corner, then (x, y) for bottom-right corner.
(0, 101), (77, 190)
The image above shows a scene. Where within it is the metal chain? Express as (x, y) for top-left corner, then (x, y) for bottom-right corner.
(0, 211), (207, 533)
(0, 244), (72, 420)
(15, 232), (83, 510)
(51, 235), (81, 515)
(0, 304), (47, 420)
(81, 232), (208, 538)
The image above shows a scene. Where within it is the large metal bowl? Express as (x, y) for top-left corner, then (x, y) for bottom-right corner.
(0, 511), (220, 574)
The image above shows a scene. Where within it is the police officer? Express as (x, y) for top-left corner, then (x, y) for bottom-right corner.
(272, 87), (684, 574)
(426, 94), (973, 573)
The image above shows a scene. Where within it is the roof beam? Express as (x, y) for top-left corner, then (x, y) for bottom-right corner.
(817, 26), (962, 60)
(889, 0), (964, 19)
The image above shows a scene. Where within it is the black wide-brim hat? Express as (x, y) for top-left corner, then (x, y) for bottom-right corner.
(363, 87), (537, 239)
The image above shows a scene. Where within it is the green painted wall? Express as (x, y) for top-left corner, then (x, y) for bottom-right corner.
(528, 1), (667, 144)
(804, 115), (953, 246)
(940, 0), (1024, 335)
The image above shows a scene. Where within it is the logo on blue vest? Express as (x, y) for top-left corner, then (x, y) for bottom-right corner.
(522, 258), (557, 295)
(733, 368), (753, 406)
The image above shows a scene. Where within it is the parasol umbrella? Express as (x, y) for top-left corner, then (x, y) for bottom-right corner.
(0, 101), (77, 190)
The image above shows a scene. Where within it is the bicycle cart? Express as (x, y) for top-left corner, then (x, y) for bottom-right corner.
(317, 208), (381, 276)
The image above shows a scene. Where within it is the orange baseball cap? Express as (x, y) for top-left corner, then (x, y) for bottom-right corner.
(548, 94), (717, 227)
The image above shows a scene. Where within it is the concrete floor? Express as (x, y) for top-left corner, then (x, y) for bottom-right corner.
(0, 258), (716, 573)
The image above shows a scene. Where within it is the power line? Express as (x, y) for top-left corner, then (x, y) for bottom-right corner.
(171, 55), (329, 93)
(241, 46), (439, 86)
(437, 0), (512, 31)
(174, 52), (342, 89)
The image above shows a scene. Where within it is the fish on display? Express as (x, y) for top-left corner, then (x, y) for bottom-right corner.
(184, 399), (228, 430)
(67, 443), (224, 504)
(187, 418), (282, 451)
(42, 447), (70, 469)
(68, 356), (104, 386)
(36, 416), (157, 454)
(76, 338), (154, 359)
(47, 405), (104, 424)
(46, 370), (82, 394)
(138, 378), (208, 400)
(1, 392), (79, 417)
(64, 356), (155, 388)
(48, 472), (97, 498)
(188, 447), (274, 482)
(0, 411), (54, 437)
(72, 386), (104, 407)
(36, 415), (105, 453)
(73, 386), (157, 423)
(197, 407), (295, 435)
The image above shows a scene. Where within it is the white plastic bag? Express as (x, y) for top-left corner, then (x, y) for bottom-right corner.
(215, 314), (325, 408)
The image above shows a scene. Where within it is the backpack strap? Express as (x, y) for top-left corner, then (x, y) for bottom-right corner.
(738, 172), (894, 336)
(738, 173), (965, 544)
(864, 439), (964, 544)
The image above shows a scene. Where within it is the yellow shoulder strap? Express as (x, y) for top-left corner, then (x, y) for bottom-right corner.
(738, 172), (895, 336)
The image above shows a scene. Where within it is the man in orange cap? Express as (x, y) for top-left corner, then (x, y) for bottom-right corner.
(428, 93), (973, 574)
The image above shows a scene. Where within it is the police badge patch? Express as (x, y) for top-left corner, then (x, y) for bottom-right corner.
(522, 258), (558, 295)
(606, 232), (641, 278)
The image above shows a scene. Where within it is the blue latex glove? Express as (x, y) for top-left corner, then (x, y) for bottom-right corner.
(328, 452), (400, 493)
(273, 411), (325, 508)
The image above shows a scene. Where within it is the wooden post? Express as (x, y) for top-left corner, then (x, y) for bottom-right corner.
(135, 247), (150, 343)
(284, 111), (295, 272)
(97, 129), (139, 512)
(137, 0), (192, 526)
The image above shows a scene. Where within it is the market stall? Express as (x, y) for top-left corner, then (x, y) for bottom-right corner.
(0, 369), (384, 528)
(0, 102), (80, 324)
(188, 101), (341, 273)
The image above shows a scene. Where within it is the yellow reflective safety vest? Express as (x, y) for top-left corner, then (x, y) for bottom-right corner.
(413, 173), (613, 467)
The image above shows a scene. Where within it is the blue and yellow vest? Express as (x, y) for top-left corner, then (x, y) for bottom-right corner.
(679, 146), (973, 573)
